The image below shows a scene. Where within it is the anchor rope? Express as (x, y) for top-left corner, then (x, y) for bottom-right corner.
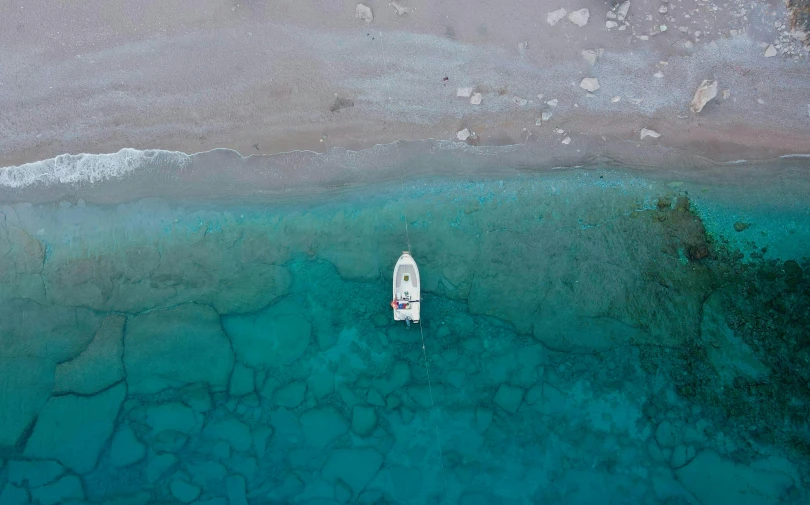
(377, 29), (448, 496)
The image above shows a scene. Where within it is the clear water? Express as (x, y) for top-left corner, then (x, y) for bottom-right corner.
(1, 165), (809, 505)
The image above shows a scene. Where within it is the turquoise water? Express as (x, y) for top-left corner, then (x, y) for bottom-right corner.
(1, 167), (809, 504)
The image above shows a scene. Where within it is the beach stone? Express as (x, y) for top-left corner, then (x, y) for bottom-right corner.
(53, 314), (125, 395)
(24, 383), (126, 473)
(547, 8), (567, 26)
(675, 450), (794, 505)
(203, 417), (253, 452)
(456, 128), (471, 141)
(765, 44), (777, 57)
(493, 384), (524, 413)
(581, 49), (599, 66)
(300, 406), (349, 448)
(0, 484), (29, 505)
(110, 425), (146, 467)
(229, 363), (255, 397)
(146, 402), (203, 434)
(322, 448), (384, 497)
(569, 9), (590, 27)
(640, 128), (661, 139)
(352, 405), (378, 436)
(125, 304), (234, 394)
(7, 459), (64, 487)
(469, 93), (483, 105)
(356, 4), (373, 23)
(226, 475), (248, 505)
(456, 87), (473, 98)
(617, 1), (630, 21)
(274, 381), (307, 408)
(580, 77), (600, 92)
(170, 479), (201, 503)
(655, 420), (677, 447)
(30, 475), (84, 505)
(146, 454), (178, 484)
(253, 426), (274, 458)
(222, 308), (311, 368)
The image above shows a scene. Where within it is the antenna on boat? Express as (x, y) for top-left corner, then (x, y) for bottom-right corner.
(377, 29), (448, 496)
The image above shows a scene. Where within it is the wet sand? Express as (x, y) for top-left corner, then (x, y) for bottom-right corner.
(1, 0), (809, 168)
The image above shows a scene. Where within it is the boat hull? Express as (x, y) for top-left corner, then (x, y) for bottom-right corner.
(392, 251), (421, 323)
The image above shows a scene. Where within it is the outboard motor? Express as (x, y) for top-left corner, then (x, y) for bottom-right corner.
(405, 316), (412, 329)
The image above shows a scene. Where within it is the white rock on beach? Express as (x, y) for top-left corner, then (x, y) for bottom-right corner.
(512, 96), (528, 106)
(547, 98), (558, 107)
(580, 77), (600, 92)
(581, 49), (600, 66)
(561, 136), (572, 145)
(569, 9), (590, 27)
(457, 128), (471, 141)
(606, 21), (619, 29)
(640, 128), (661, 140)
(356, 4), (373, 23)
(470, 93), (482, 105)
(690, 79), (718, 113)
(764, 44), (777, 57)
(617, 1), (631, 22)
(390, 1), (409, 15)
(547, 8), (567, 26)
(611, 96), (621, 103)
(457, 87), (473, 98)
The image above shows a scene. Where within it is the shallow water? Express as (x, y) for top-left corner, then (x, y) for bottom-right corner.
(1, 161), (809, 504)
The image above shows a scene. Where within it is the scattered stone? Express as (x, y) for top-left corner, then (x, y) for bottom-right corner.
(536, 111), (553, 125)
(764, 44), (778, 57)
(30, 475), (84, 505)
(607, 11), (617, 19)
(24, 383), (126, 473)
(722, 89), (730, 100)
(226, 475), (248, 505)
(561, 137), (572, 145)
(580, 77), (600, 92)
(617, 1), (631, 21)
(511, 96), (528, 106)
(518, 41), (528, 52)
(569, 9), (590, 27)
(456, 87), (473, 98)
(53, 314), (125, 395)
(470, 93), (483, 105)
(330, 96), (355, 112)
(274, 381), (307, 408)
(606, 20), (619, 29)
(110, 425), (146, 467)
(547, 98), (558, 107)
(146, 454), (178, 484)
(640, 128), (661, 140)
(654, 71), (664, 78)
(356, 4), (373, 23)
(171, 479), (201, 503)
(581, 49), (601, 66)
(322, 448), (384, 497)
(126, 304), (234, 394)
(300, 406), (349, 448)
(390, 1), (409, 16)
(554, 128), (565, 135)
(8, 459), (64, 487)
(689, 79), (718, 114)
(611, 96), (621, 103)
(733, 221), (749, 232)
(457, 128), (471, 141)
(659, 5), (668, 14)
(203, 418), (253, 452)
(659, 24), (668, 32)
(547, 8), (567, 26)
(146, 402), (202, 434)
(352, 405), (378, 435)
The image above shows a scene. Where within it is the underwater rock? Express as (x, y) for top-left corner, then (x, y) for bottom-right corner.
(300, 406), (349, 448)
(223, 308), (311, 368)
(675, 450), (794, 505)
(226, 475), (248, 505)
(493, 384), (525, 414)
(203, 417), (253, 452)
(54, 314), (125, 395)
(690, 80), (718, 113)
(170, 479), (201, 503)
(733, 221), (749, 232)
(109, 425), (147, 467)
(322, 447), (384, 497)
(0, 484), (28, 505)
(7, 459), (64, 488)
(30, 475), (84, 505)
(0, 357), (55, 448)
(274, 381), (307, 408)
(146, 402), (203, 435)
(146, 454), (178, 484)
(352, 405), (378, 435)
(125, 304), (234, 394)
(252, 426), (274, 458)
(24, 383), (126, 473)
(229, 363), (255, 397)
(212, 264), (292, 315)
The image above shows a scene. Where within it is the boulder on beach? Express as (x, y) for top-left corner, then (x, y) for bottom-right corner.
(690, 80), (718, 113)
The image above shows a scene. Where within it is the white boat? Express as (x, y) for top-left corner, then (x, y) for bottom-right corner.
(392, 251), (421, 324)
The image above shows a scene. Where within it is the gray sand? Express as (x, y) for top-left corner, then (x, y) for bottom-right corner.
(1, 0), (809, 167)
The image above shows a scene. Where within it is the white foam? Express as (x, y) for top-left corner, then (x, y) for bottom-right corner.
(0, 148), (190, 189)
